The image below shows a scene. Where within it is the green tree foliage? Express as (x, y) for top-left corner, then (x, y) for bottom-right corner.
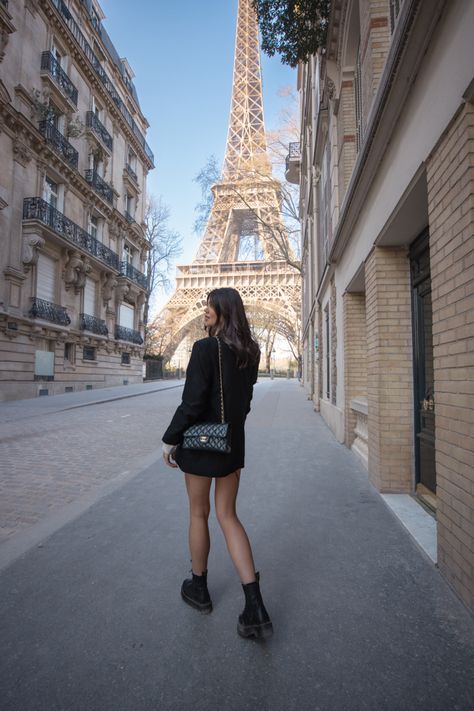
(252, 0), (330, 67)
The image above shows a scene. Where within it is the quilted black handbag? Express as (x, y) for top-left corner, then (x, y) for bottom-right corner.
(182, 338), (231, 454)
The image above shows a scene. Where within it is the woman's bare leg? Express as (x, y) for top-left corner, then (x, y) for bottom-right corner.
(184, 473), (212, 575)
(215, 471), (257, 584)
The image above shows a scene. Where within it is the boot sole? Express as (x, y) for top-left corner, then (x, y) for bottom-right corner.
(237, 621), (273, 640)
(181, 589), (213, 614)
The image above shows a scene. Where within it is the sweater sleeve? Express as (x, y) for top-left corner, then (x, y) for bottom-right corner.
(162, 341), (212, 445)
(246, 352), (260, 415)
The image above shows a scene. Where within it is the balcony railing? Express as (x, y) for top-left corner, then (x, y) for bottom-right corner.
(125, 163), (138, 183)
(84, 169), (113, 205)
(80, 313), (108, 335)
(38, 120), (78, 170)
(49, 0), (154, 167)
(40, 51), (78, 106)
(23, 198), (120, 270)
(285, 142), (301, 184)
(120, 261), (147, 289)
(124, 210), (135, 224)
(115, 325), (143, 345)
(85, 111), (113, 151)
(288, 141), (301, 159)
(30, 297), (71, 326)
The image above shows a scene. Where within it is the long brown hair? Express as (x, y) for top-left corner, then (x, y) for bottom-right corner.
(207, 288), (260, 368)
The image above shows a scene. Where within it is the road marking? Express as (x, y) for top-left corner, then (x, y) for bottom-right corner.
(121, 414), (131, 418)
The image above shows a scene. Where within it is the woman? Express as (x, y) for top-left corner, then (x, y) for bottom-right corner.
(162, 287), (273, 640)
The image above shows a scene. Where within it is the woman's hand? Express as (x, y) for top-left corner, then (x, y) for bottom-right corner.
(162, 442), (178, 468)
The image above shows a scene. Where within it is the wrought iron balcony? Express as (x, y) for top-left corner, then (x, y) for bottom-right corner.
(80, 313), (108, 335)
(23, 198), (120, 271)
(49, 0), (154, 167)
(285, 141), (301, 184)
(84, 169), (113, 205)
(115, 325), (143, 345)
(30, 297), (71, 326)
(40, 51), (78, 106)
(125, 163), (138, 183)
(120, 261), (147, 289)
(85, 111), (113, 151)
(124, 210), (135, 224)
(38, 121), (78, 170)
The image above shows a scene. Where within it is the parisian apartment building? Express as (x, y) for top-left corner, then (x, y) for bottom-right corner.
(287, 0), (474, 613)
(0, 0), (154, 401)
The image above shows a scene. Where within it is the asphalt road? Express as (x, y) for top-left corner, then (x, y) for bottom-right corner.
(0, 380), (473, 711)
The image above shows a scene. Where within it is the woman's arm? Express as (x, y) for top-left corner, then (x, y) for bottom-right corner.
(162, 340), (212, 445)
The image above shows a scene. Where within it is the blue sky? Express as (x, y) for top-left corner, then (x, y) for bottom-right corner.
(99, 0), (296, 293)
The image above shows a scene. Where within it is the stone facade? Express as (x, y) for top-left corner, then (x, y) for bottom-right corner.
(0, 0), (153, 401)
(292, 0), (474, 612)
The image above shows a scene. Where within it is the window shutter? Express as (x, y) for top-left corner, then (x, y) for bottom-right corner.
(119, 303), (134, 329)
(36, 254), (56, 302)
(83, 277), (96, 315)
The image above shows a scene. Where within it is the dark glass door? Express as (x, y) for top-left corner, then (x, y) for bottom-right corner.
(410, 230), (436, 494)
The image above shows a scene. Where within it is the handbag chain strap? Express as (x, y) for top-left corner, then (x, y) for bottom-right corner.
(215, 336), (225, 424)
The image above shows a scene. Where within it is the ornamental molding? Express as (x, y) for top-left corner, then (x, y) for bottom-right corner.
(22, 232), (45, 271)
(63, 251), (92, 292)
(101, 272), (118, 305)
(13, 138), (33, 167)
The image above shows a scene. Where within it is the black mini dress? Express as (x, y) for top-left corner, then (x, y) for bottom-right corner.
(162, 337), (259, 477)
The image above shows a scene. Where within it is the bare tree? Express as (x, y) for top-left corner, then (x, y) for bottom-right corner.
(143, 196), (182, 351)
(193, 155), (220, 235)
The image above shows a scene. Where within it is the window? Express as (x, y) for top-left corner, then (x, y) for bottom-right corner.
(91, 96), (102, 120)
(119, 303), (134, 329)
(47, 102), (63, 131)
(36, 253), (56, 302)
(88, 214), (101, 241)
(89, 151), (104, 177)
(121, 352), (131, 365)
(123, 243), (132, 265)
(83, 277), (96, 316)
(325, 305), (330, 400)
(44, 176), (59, 209)
(127, 148), (137, 171)
(51, 41), (62, 67)
(64, 342), (76, 364)
(125, 193), (135, 219)
(83, 346), (96, 361)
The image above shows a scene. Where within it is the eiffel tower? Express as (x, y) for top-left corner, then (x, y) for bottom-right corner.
(157, 0), (300, 361)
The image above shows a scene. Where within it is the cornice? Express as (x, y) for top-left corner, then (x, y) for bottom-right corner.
(328, 0), (449, 264)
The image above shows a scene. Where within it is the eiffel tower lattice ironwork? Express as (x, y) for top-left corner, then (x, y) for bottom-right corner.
(156, 0), (300, 360)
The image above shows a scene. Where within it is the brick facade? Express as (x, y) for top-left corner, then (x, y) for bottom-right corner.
(337, 79), (357, 200)
(426, 103), (474, 611)
(365, 247), (414, 492)
(359, 0), (391, 130)
(330, 277), (337, 404)
(343, 292), (367, 446)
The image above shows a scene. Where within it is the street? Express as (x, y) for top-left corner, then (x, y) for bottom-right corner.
(0, 380), (473, 711)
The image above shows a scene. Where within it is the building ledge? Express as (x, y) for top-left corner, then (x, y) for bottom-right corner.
(380, 494), (437, 564)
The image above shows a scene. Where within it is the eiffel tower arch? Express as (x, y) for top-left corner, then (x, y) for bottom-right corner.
(155, 0), (300, 362)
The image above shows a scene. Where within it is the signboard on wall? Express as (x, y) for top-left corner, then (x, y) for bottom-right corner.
(35, 350), (54, 377)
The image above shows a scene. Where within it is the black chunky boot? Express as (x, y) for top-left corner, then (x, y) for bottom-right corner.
(181, 569), (212, 614)
(237, 572), (273, 640)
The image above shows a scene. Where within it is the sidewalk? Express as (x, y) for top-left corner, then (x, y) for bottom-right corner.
(0, 380), (473, 711)
(0, 379), (183, 424)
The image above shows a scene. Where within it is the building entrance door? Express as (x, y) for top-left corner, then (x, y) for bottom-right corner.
(410, 230), (436, 499)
